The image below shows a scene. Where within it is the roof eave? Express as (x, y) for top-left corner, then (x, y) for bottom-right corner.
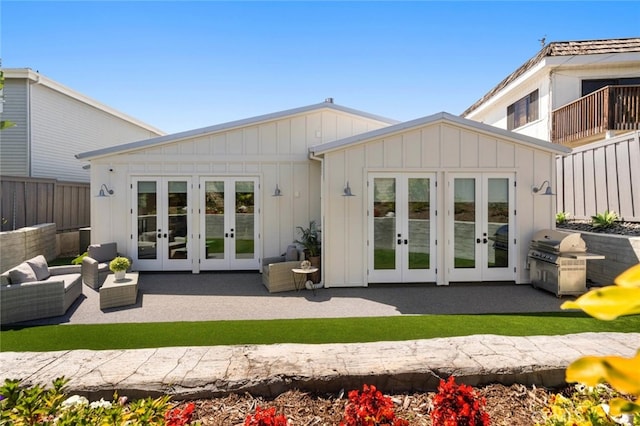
(76, 102), (399, 160)
(310, 112), (571, 156)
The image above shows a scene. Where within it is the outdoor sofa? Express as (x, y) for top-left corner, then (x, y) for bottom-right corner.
(1, 255), (82, 324)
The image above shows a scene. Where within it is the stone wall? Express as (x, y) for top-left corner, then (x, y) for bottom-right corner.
(0, 223), (58, 272)
(581, 232), (640, 286)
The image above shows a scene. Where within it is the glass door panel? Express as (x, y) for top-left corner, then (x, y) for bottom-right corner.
(373, 177), (397, 271)
(408, 178), (430, 270)
(204, 181), (225, 260)
(487, 178), (509, 269)
(234, 181), (255, 260)
(453, 178), (476, 269)
(137, 181), (158, 262)
(167, 181), (188, 260)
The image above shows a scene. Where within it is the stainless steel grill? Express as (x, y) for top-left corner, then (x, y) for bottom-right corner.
(527, 229), (605, 297)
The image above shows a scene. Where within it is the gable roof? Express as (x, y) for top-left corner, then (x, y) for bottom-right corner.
(310, 111), (572, 156)
(462, 37), (640, 117)
(76, 101), (399, 160)
(3, 68), (165, 136)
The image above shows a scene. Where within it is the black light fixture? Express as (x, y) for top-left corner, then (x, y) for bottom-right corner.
(532, 180), (554, 196)
(343, 181), (355, 197)
(273, 184), (282, 197)
(97, 184), (114, 197)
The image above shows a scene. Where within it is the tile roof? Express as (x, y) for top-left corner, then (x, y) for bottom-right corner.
(462, 38), (640, 117)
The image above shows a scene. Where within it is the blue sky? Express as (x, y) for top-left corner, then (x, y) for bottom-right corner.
(2, 1), (639, 134)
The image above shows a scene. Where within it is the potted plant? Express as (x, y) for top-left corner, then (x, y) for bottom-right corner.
(295, 221), (321, 283)
(109, 256), (131, 281)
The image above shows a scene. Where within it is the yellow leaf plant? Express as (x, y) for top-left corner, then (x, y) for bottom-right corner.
(561, 263), (640, 416)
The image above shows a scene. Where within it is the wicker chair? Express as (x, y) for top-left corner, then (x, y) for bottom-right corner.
(81, 242), (125, 289)
(261, 245), (301, 293)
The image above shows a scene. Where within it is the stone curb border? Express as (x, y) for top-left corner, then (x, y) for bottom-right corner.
(1, 333), (638, 401)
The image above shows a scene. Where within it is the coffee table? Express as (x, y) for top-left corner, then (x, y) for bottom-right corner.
(100, 272), (139, 310)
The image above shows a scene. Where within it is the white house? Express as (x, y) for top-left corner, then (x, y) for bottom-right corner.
(77, 101), (570, 287)
(75, 100), (397, 273)
(462, 38), (640, 147)
(0, 68), (164, 182)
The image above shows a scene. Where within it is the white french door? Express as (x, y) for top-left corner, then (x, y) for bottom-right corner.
(199, 177), (259, 270)
(132, 177), (192, 271)
(447, 173), (515, 282)
(368, 173), (437, 283)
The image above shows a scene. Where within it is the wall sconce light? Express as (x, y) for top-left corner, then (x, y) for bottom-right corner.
(273, 184), (282, 197)
(97, 184), (114, 197)
(343, 181), (355, 197)
(532, 180), (554, 196)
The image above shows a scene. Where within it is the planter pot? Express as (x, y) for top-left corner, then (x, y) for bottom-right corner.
(114, 270), (126, 281)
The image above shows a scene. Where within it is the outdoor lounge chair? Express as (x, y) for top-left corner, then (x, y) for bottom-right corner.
(81, 242), (127, 289)
(261, 245), (301, 293)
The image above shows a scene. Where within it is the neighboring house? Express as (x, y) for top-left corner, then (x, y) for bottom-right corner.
(462, 38), (640, 148)
(0, 68), (164, 182)
(77, 101), (569, 286)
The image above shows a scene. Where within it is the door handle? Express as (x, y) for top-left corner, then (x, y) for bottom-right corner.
(404, 239), (408, 245)
(230, 233), (234, 238)
(483, 238), (488, 244)
(225, 233), (229, 238)
(397, 239), (402, 245)
(164, 233), (168, 239)
(476, 238), (481, 244)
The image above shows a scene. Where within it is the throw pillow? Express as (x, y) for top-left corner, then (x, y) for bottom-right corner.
(26, 255), (51, 281)
(8, 263), (37, 284)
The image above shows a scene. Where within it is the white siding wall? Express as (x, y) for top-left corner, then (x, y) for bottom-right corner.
(88, 108), (390, 269)
(0, 80), (30, 176)
(322, 122), (557, 287)
(30, 84), (162, 182)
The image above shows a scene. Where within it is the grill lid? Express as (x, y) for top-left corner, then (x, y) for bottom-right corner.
(530, 229), (586, 253)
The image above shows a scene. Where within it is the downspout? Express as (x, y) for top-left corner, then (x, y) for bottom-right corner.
(309, 150), (325, 287)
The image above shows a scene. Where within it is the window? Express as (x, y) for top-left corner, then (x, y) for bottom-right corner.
(582, 78), (640, 96)
(507, 90), (538, 130)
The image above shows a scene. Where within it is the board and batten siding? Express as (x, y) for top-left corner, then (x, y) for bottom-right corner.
(30, 84), (162, 182)
(556, 131), (640, 221)
(88, 107), (392, 268)
(321, 122), (557, 287)
(0, 79), (30, 177)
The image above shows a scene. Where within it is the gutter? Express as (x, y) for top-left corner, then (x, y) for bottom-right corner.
(309, 150), (325, 288)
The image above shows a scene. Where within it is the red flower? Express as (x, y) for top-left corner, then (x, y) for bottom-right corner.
(165, 402), (195, 426)
(431, 376), (490, 426)
(244, 406), (289, 426)
(340, 384), (409, 426)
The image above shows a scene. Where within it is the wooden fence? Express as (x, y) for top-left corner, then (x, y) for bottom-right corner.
(0, 176), (90, 232)
(556, 131), (640, 222)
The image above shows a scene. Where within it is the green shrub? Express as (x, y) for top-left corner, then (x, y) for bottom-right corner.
(0, 377), (197, 425)
(556, 211), (570, 224)
(591, 210), (618, 228)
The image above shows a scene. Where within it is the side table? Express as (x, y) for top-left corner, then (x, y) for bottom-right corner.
(100, 272), (139, 310)
(291, 267), (319, 292)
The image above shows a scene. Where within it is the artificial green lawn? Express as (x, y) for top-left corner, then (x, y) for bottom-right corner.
(2, 313), (639, 352)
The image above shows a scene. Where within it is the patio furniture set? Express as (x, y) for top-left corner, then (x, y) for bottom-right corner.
(1, 242), (138, 325)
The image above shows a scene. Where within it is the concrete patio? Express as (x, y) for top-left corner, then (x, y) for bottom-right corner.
(12, 271), (574, 325)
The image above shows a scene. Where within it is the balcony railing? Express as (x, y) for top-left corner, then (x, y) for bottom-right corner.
(552, 85), (640, 146)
